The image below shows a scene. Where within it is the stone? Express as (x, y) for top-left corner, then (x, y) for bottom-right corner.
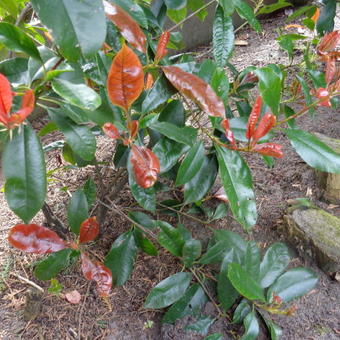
(284, 207), (340, 273)
(314, 133), (340, 204)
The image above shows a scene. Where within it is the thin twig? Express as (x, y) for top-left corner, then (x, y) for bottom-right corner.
(11, 273), (44, 293)
(78, 282), (91, 340)
(42, 202), (68, 236)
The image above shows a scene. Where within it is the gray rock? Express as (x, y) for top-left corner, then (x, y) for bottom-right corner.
(284, 207), (340, 273)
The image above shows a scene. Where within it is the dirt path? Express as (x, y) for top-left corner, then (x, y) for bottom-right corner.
(1, 9), (340, 340)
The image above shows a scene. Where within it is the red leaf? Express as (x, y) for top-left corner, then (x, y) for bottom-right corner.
(0, 73), (13, 117)
(79, 217), (99, 244)
(22, 89), (35, 110)
(81, 253), (112, 297)
(107, 44), (144, 112)
(251, 113), (276, 146)
(325, 58), (336, 84)
(155, 31), (170, 62)
(103, 122), (121, 140)
(162, 66), (225, 117)
(252, 143), (283, 158)
(130, 145), (160, 188)
(103, 1), (146, 54)
(313, 87), (331, 107)
(8, 224), (66, 254)
(145, 73), (154, 90)
(65, 290), (81, 304)
(246, 96), (262, 140)
(221, 119), (236, 147)
(127, 120), (139, 141)
(242, 71), (259, 84)
(311, 8), (320, 23)
(317, 30), (340, 55)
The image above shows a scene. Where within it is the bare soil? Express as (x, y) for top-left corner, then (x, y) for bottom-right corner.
(0, 10), (340, 340)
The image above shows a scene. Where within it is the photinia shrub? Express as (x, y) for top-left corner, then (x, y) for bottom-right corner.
(1, 0), (339, 338)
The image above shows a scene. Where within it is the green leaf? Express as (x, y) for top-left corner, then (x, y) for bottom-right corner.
(48, 108), (96, 161)
(153, 137), (190, 173)
(105, 231), (137, 286)
(165, 0), (187, 10)
(211, 66), (229, 106)
(52, 79), (101, 111)
(233, 299), (251, 324)
(182, 239), (202, 267)
(0, 57), (28, 85)
(184, 155), (218, 203)
(113, 0), (148, 28)
(133, 229), (158, 256)
(157, 221), (185, 257)
(129, 211), (156, 230)
(31, 0), (106, 60)
(150, 121), (197, 146)
(162, 283), (207, 324)
(48, 278), (63, 295)
(262, 318), (282, 340)
(34, 248), (75, 280)
(240, 312), (259, 340)
(176, 141), (205, 186)
(296, 75), (314, 115)
(285, 129), (340, 174)
(0, 22), (41, 61)
(258, 0), (292, 15)
(167, 7), (187, 23)
(185, 315), (215, 335)
(316, 0), (336, 35)
(267, 267), (318, 303)
(142, 75), (176, 113)
(217, 250), (240, 310)
(128, 155), (156, 211)
(228, 263), (265, 302)
(234, 0), (261, 33)
(159, 100), (185, 127)
(144, 272), (192, 309)
(255, 66), (281, 115)
(218, 0), (235, 15)
(213, 6), (234, 68)
(83, 178), (96, 207)
(215, 145), (257, 229)
(188, 0), (208, 21)
(244, 241), (261, 282)
(0, 0), (18, 17)
(204, 334), (223, 340)
(3, 125), (46, 223)
(67, 189), (88, 234)
(259, 242), (291, 288)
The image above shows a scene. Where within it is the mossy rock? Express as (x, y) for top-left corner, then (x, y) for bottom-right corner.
(314, 133), (340, 204)
(284, 207), (340, 273)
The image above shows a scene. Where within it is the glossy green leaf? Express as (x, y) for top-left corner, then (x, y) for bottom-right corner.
(233, 299), (251, 324)
(296, 75), (314, 115)
(133, 229), (158, 256)
(142, 75), (176, 113)
(167, 7), (187, 23)
(267, 267), (318, 303)
(159, 100), (185, 127)
(150, 121), (197, 146)
(128, 155), (156, 211)
(61, 104), (90, 124)
(48, 108), (96, 161)
(157, 221), (185, 257)
(162, 283), (207, 324)
(228, 263), (265, 302)
(3, 125), (46, 223)
(129, 211), (156, 230)
(185, 316), (215, 335)
(188, 0), (208, 21)
(255, 66), (281, 115)
(176, 141), (205, 186)
(182, 239), (202, 267)
(258, 0), (291, 14)
(316, 0), (336, 35)
(31, 0), (106, 60)
(0, 58), (28, 85)
(153, 137), (190, 173)
(259, 243), (291, 288)
(234, 0), (261, 33)
(83, 178), (96, 207)
(240, 312), (259, 340)
(105, 231), (137, 286)
(211, 66), (229, 106)
(215, 145), (257, 229)
(34, 248), (75, 280)
(218, 250), (240, 310)
(244, 241), (261, 282)
(213, 6), (234, 68)
(52, 79), (101, 111)
(285, 129), (340, 174)
(67, 189), (88, 234)
(218, 0), (235, 15)
(144, 272), (192, 309)
(165, 0), (186, 10)
(0, 22), (41, 61)
(184, 155), (218, 203)
(262, 318), (282, 340)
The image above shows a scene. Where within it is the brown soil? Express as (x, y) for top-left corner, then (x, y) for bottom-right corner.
(1, 10), (340, 340)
